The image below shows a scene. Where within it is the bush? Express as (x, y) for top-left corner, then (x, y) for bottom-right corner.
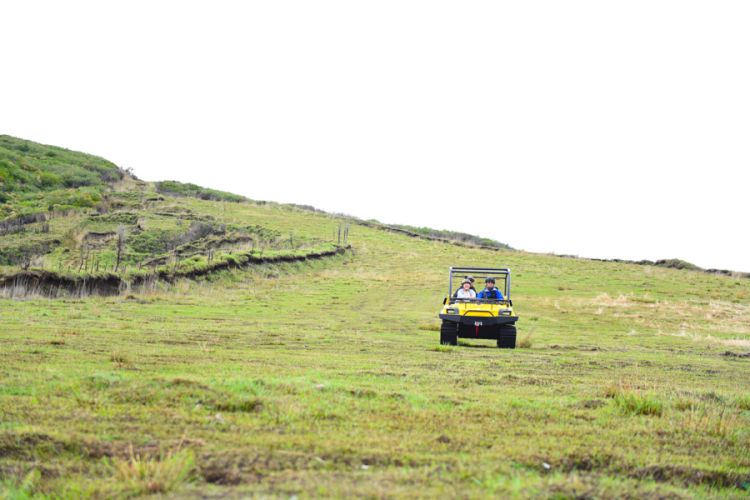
(389, 224), (512, 250)
(61, 169), (100, 188)
(83, 163), (123, 182)
(130, 230), (176, 255)
(0, 135), (123, 196)
(43, 187), (103, 210)
(654, 259), (702, 271)
(38, 171), (61, 188)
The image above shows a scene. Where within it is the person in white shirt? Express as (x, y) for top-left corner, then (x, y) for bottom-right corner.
(455, 279), (476, 299)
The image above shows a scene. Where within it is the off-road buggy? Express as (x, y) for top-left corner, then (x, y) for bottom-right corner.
(438, 266), (519, 348)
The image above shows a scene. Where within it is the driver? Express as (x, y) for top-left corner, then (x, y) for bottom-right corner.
(455, 279), (476, 299)
(477, 277), (504, 300)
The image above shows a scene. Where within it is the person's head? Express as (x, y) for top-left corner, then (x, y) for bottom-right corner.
(485, 277), (496, 289)
(465, 276), (475, 284)
(462, 279), (472, 290)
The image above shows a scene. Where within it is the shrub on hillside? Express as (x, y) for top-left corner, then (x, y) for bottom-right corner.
(155, 180), (246, 203)
(38, 171), (62, 188)
(390, 224), (512, 250)
(42, 187), (103, 211)
(654, 259), (702, 271)
(0, 135), (123, 195)
(130, 230), (177, 255)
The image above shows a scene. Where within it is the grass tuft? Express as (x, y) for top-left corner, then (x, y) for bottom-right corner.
(678, 406), (740, 438)
(733, 395), (750, 411)
(431, 345), (456, 353)
(112, 446), (195, 496)
(214, 398), (264, 413)
(517, 332), (533, 349)
(109, 352), (133, 369)
(614, 391), (663, 416)
(673, 398), (698, 411)
(0, 469), (40, 499)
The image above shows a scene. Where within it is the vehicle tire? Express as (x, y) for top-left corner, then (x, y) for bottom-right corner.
(497, 325), (517, 349)
(440, 321), (458, 346)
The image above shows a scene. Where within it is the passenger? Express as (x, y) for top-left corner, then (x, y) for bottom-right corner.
(477, 277), (504, 300)
(453, 276), (476, 297)
(455, 279), (476, 299)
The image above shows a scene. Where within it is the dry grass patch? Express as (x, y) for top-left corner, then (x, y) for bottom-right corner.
(109, 351), (132, 369)
(667, 331), (750, 349)
(517, 331), (534, 348)
(676, 406), (741, 438)
(111, 445), (195, 496)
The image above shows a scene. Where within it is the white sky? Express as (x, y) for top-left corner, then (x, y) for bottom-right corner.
(2, 1), (749, 271)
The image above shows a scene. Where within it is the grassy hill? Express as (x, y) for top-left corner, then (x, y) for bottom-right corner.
(1, 137), (749, 497)
(0, 136), (346, 278)
(0, 135), (124, 215)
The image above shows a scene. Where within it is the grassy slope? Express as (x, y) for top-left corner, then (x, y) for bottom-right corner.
(0, 149), (333, 275)
(1, 196), (749, 498)
(0, 135), (122, 216)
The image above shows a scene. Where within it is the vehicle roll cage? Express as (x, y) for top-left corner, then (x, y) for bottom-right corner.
(448, 266), (511, 300)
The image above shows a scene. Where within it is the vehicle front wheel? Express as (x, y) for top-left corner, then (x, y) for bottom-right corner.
(440, 321), (458, 346)
(497, 325), (517, 349)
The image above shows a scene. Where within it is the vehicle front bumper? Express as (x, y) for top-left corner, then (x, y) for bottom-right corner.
(439, 314), (518, 326)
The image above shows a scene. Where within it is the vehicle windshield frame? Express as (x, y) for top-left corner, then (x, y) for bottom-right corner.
(447, 297), (510, 305)
(448, 266), (511, 300)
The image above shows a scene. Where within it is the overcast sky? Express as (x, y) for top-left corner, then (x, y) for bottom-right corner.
(3, 1), (749, 271)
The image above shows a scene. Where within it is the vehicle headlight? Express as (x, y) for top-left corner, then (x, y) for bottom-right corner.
(446, 308), (459, 314)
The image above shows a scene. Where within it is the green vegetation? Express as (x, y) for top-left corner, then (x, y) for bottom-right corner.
(155, 180), (246, 203)
(0, 138), (749, 497)
(388, 223), (512, 250)
(654, 258), (703, 271)
(111, 448), (195, 496)
(606, 384), (665, 416)
(0, 135), (123, 217)
(0, 138), (329, 281)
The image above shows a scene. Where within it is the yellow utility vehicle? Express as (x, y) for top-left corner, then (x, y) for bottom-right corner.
(439, 267), (519, 348)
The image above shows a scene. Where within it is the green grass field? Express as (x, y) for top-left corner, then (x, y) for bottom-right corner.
(1, 138), (749, 498)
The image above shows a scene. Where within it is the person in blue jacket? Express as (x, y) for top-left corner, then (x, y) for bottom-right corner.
(477, 277), (504, 300)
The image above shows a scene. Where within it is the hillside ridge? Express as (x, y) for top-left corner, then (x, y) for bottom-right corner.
(0, 135), (745, 287)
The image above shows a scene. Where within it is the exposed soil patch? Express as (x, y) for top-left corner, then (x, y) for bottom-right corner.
(0, 212), (48, 235)
(0, 431), (109, 461)
(579, 399), (606, 409)
(721, 351), (750, 358)
(198, 450), (309, 484)
(0, 245), (350, 298)
(630, 464), (750, 489)
(134, 245), (349, 285)
(0, 270), (123, 297)
(544, 453), (750, 491)
(0, 239), (61, 267)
